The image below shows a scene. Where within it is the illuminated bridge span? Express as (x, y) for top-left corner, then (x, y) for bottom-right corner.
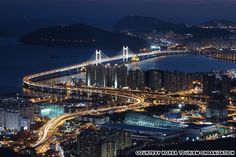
(23, 47), (188, 92)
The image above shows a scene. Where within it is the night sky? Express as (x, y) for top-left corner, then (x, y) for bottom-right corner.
(0, 0), (236, 34)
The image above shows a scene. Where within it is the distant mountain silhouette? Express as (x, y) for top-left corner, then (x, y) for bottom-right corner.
(20, 23), (147, 50)
(114, 16), (186, 32)
(113, 16), (186, 31)
(114, 16), (233, 39)
(197, 20), (236, 28)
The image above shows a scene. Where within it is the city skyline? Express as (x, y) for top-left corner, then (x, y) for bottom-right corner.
(1, 1), (236, 156)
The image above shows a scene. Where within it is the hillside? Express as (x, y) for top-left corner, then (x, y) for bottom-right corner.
(113, 16), (186, 32)
(20, 23), (147, 50)
(114, 16), (233, 39)
(197, 20), (236, 28)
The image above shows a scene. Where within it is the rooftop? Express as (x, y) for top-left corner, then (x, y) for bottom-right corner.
(101, 123), (183, 136)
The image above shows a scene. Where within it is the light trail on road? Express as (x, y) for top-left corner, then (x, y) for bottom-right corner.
(32, 88), (144, 148)
(23, 50), (236, 152)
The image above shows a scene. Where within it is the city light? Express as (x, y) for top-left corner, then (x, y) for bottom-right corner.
(1, 4), (236, 156)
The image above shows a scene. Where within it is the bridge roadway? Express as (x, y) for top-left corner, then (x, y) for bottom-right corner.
(23, 50), (188, 83)
(23, 50), (190, 99)
(23, 50), (191, 103)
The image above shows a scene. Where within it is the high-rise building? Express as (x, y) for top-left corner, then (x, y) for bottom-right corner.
(0, 96), (33, 131)
(0, 108), (31, 131)
(86, 64), (96, 86)
(86, 64), (106, 87)
(128, 68), (145, 90)
(221, 75), (231, 96)
(115, 131), (132, 151)
(20, 103), (34, 120)
(77, 129), (103, 157)
(203, 74), (217, 95)
(105, 64), (115, 87)
(77, 129), (132, 157)
(5, 110), (20, 130)
(96, 64), (106, 87)
(145, 70), (163, 91)
(86, 64), (128, 88)
(101, 140), (117, 157)
(0, 108), (5, 131)
(60, 138), (77, 157)
(144, 70), (203, 93)
(206, 94), (228, 122)
(116, 64), (128, 88)
(163, 71), (174, 92)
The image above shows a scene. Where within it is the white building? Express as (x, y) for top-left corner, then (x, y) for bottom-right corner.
(5, 110), (20, 130)
(0, 109), (31, 131)
(0, 108), (5, 131)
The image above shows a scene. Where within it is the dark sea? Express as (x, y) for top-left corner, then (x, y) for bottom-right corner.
(1, 36), (236, 93)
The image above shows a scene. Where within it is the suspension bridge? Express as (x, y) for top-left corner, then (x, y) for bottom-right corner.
(23, 47), (188, 92)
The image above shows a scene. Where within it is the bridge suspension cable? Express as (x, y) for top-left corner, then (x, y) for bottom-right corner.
(114, 46), (136, 62)
(88, 49), (110, 64)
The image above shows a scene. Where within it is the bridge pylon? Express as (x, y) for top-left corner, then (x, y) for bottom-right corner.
(122, 46), (129, 62)
(95, 49), (102, 65)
